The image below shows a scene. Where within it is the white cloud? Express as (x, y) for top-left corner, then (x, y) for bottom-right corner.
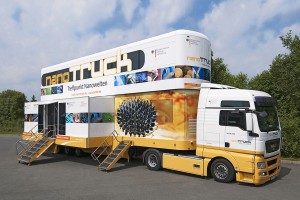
(0, 0), (196, 99)
(120, 0), (140, 23)
(0, 0), (118, 99)
(5, 0), (298, 99)
(282, 23), (300, 36)
(141, 0), (195, 35)
(198, 0), (300, 77)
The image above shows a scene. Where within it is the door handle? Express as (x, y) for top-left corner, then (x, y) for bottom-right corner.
(225, 142), (230, 147)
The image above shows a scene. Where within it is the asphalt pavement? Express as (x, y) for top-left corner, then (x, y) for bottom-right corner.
(1, 135), (299, 200)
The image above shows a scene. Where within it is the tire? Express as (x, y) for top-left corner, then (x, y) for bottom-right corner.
(128, 147), (137, 159)
(56, 145), (64, 154)
(211, 158), (235, 183)
(64, 146), (73, 155)
(74, 148), (84, 157)
(145, 150), (162, 171)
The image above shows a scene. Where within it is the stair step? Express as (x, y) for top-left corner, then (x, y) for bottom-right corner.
(98, 167), (107, 170)
(109, 153), (119, 158)
(28, 150), (38, 155)
(37, 140), (47, 145)
(30, 147), (39, 152)
(25, 151), (34, 157)
(113, 150), (122, 154)
(21, 155), (31, 162)
(100, 163), (109, 168)
(107, 157), (115, 162)
(33, 143), (43, 148)
(19, 159), (30, 164)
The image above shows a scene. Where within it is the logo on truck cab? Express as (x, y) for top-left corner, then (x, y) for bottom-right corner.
(41, 50), (145, 86)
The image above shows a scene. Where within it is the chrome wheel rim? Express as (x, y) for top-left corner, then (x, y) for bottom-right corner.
(214, 163), (228, 180)
(148, 154), (158, 168)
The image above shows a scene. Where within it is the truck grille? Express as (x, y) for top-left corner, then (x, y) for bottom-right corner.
(266, 139), (280, 153)
(268, 168), (276, 176)
(267, 159), (277, 166)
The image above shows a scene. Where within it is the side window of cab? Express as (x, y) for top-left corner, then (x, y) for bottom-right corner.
(219, 100), (249, 130)
(219, 110), (246, 130)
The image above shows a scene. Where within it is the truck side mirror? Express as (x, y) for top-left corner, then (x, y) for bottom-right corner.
(246, 113), (259, 137)
(245, 113), (252, 131)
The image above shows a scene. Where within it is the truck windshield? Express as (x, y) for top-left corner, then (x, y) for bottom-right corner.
(255, 97), (279, 132)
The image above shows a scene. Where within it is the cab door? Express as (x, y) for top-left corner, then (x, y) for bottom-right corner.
(221, 110), (256, 152)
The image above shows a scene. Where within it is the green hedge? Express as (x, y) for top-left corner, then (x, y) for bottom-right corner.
(281, 116), (300, 158)
(0, 119), (24, 134)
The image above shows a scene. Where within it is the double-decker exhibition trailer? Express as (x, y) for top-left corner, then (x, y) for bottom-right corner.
(17, 30), (281, 185)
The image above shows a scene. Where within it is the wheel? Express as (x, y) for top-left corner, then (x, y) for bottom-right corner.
(74, 148), (84, 157)
(145, 150), (162, 171)
(128, 147), (137, 159)
(64, 146), (73, 155)
(211, 158), (235, 183)
(56, 145), (64, 154)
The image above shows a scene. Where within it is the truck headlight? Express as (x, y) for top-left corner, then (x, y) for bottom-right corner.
(259, 172), (267, 176)
(257, 162), (266, 169)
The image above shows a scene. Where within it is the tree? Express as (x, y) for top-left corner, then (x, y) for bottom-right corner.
(249, 31), (300, 157)
(248, 70), (273, 94)
(270, 31), (300, 115)
(211, 57), (249, 88)
(0, 90), (26, 120)
(231, 72), (248, 89)
(211, 57), (234, 85)
(0, 90), (26, 134)
(31, 95), (37, 102)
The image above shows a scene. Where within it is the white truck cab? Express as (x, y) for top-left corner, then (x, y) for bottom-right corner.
(196, 83), (281, 184)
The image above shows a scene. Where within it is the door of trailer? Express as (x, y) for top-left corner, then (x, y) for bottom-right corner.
(58, 102), (66, 135)
(37, 101), (58, 136)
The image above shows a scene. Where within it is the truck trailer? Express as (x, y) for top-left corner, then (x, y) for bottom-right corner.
(17, 30), (281, 185)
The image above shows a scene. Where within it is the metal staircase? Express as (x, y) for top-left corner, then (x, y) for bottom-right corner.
(91, 130), (132, 171)
(16, 125), (55, 165)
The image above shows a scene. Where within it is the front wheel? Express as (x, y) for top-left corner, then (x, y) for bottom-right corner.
(145, 150), (162, 171)
(211, 158), (235, 183)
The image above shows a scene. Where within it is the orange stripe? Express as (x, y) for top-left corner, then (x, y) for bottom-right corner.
(56, 135), (70, 140)
(22, 132), (32, 136)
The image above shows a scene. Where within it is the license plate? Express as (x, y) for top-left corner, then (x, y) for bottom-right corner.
(270, 174), (278, 180)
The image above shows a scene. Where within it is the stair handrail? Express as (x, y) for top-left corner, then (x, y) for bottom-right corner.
(98, 140), (132, 170)
(25, 128), (54, 158)
(16, 125), (55, 157)
(91, 130), (120, 163)
(16, 124), (39, 156)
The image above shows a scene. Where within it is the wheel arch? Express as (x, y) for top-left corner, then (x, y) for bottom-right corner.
(142, 148), (162, 164)
(206, 154), (239, 177)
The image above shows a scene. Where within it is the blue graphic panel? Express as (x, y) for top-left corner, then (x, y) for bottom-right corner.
(66, 113), (73, 123)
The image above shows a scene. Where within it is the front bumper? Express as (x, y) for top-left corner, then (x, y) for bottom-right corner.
(253, 153), (281, 185)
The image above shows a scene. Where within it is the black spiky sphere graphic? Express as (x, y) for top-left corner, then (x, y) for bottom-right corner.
(117, 99), (157, 137)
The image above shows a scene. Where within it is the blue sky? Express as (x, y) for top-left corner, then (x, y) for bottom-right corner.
(0, 0), (300, 100)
